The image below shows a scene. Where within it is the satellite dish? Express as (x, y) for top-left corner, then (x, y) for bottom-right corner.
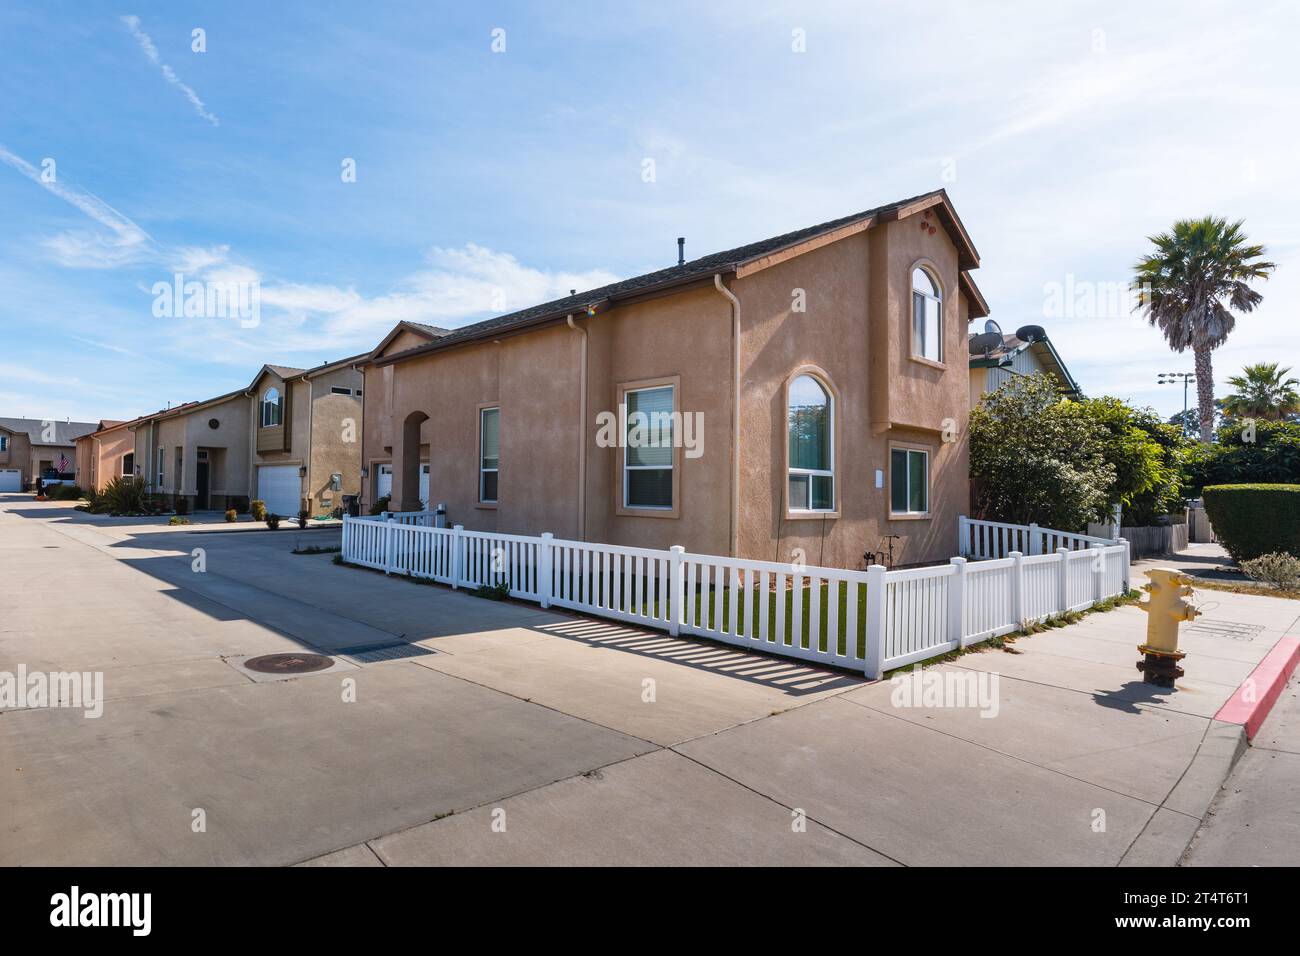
(1016, 324), (1046, 344)
(968, 331), (1003, 355)
(984, 319), (1002, 335)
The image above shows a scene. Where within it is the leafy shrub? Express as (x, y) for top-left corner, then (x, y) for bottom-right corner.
(265, 513), (281, 530)
(1184, 421), (1300, 495)
(224, 509), (237, 522)
(250, 499), (267, 521)
(50, 484), (84, 501)
(296, 509), (309, 529)
(473, 580), (511, 601)
(1240, 552), (1300, 589)
(99, 476), (149, 514)
(369, 495), (390, 516)
(1202, 484), (1300, 561)
(174, 496), (190, 515)
(168, 515), (191, 526)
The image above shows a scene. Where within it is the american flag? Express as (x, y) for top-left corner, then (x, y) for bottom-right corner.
(57, 453), (70, 472)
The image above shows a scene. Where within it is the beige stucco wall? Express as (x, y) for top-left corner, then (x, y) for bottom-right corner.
(0, 429), (33, 487)
(305, 366), (363, 513)
(76, 427), (136, 492)
(131, 395), (251, 507)
(370, 207), (974, 569)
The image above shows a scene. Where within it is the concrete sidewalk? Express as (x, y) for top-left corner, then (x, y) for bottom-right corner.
(5, 493), (1298, 866)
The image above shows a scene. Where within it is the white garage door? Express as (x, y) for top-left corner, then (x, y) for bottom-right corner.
(376, 463), (428, 508)
(0, 469), (20, 492)
(257, 465), (301, 518)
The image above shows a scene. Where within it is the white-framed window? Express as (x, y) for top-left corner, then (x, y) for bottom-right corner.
(787, 374), (834, 511)
(330, 386), (353, 395)
(261, 387), (282, 427)
(121, 452), (134, 476)
(479, 407), (499, 503)
(911, 267), (943, 362)
(157, 447), (165, 487)
(890, 446), (930, 515)
(0, 435), (7, 451)
(623, 384), (673, 510)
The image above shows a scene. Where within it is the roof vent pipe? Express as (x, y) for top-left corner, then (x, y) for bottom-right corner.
(677, 237), (685, 266)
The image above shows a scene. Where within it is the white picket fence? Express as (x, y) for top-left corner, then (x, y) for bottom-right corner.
(958, 515), (1115, 560)
(343, 515), (1131, 679)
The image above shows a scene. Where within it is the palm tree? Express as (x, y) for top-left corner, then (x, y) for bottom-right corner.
(1134, 217), (1275, 442)
(1223, 362), (1300, 421)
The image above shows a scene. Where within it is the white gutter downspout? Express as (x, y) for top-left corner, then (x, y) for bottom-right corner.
(566, 314), (587, 540)
(714, 274), (741, 557)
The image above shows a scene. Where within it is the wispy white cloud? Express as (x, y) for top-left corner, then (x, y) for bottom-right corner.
(120, 15), (219, 126)
(0, 145), (154, 267)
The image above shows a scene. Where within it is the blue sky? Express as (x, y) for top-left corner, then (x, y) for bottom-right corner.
(2, 0), (1297, 423)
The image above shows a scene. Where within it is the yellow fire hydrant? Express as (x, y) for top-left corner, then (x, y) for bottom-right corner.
(1136, 568), (1200, 687)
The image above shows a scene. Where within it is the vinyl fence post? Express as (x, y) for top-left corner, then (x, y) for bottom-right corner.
(864, 564), (886, 680)
(1056, 547), (1070, 613)
(949, 556), (966, 647)
(384, 517), (396, 575)
(1028, 523), (1040, 556)
(341, 514), (350, 563)
(450, 524), (463, 589)
(669, 545), (685, 636)
(539, 532), (554, 609)
(957, 515), (968, 557)
(1010, 550), (1025, 626)
(1120, 538), (1131, 593)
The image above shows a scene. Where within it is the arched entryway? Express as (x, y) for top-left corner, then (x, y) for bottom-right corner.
(393, 409), (429, 512)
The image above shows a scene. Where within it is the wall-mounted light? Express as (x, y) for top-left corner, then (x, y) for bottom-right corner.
(298, 465), (307, 478)
(360, 465), (369, 478)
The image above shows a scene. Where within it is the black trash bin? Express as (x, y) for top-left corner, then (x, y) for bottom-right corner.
(342, 494), (360, 517)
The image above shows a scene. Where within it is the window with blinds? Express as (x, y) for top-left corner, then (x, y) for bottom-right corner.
(624, 385), (673, 509)
(479, 407), (499, 503)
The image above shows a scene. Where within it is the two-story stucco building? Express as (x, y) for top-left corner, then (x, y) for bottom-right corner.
(361, 189), (988, 569)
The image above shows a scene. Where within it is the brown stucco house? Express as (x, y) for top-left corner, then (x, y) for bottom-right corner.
(248, 357), (365, 517)
(0, 417), (99, 492)
(362, 189), (988, 569)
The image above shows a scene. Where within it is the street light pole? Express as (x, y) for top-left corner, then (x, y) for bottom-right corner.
(1157, 372), (1197, 436)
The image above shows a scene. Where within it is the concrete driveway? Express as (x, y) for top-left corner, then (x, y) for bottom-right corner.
(4, 494), (1298, 866)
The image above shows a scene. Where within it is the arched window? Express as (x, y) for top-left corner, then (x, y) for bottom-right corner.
(912, 267), (942, 362)
(787, 374), (833, 511)
(261, 387), (282, 427)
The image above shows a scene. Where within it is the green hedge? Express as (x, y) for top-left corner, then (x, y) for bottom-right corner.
(1202, 484), (1300, 561)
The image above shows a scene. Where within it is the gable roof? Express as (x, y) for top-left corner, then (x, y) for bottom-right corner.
(365, 320), (451, 363)
(376, 188), (982, 368)
(248, 354), (369, 391)
(0, 417), (100, 446)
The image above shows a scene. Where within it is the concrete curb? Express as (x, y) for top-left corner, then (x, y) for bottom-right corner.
(1214, 635), (1300, 740)
(1120, 719), (1248, 867)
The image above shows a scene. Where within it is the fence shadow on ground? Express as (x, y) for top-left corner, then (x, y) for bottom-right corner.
(527, 615), (863, 696)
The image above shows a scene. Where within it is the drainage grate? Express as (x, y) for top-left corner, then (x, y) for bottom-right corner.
(335, 642), (435, 663)
(243, 653), (336, 674)
(1185, 619), (1264, 642)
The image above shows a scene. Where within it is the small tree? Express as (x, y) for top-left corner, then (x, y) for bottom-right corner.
(970, 374), (1114, 530)
(1079, 397), (1187, 524)
(1223, 362), (1300, 422)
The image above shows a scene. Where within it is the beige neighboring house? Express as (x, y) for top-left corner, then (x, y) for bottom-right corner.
(968, 322), (1083, 405)
(131, 391), (252, 512)
(248, 357), (365, 517)
(73, 419), (133, 492)
(0, 417), (99, 492)
(363, 189), (987, 569)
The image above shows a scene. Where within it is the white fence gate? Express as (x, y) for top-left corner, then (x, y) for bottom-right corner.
(343, 514), (1131, 679)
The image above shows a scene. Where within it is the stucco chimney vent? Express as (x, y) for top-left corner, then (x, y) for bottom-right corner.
(677, 237), (685, 266)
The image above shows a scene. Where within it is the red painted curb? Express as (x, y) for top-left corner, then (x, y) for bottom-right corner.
(1214, 635), (1300, 740)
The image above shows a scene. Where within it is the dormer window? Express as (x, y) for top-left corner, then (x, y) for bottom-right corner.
(261, 387), (283, 427)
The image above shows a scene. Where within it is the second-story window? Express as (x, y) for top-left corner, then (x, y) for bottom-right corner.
(912, 267), (943, 362)
(261, 387), (282, 427)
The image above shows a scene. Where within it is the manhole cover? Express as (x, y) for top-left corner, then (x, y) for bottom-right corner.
(243, 653), (335, 674)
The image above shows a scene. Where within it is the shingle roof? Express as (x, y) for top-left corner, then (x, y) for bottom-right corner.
(0, 417), (100, 446)
(266, 365), (307, 379)
(376, 188), (978, 366)
(406, 321), (453, 337)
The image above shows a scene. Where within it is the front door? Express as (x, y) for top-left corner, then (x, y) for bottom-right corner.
(196, 460), (210, 509)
